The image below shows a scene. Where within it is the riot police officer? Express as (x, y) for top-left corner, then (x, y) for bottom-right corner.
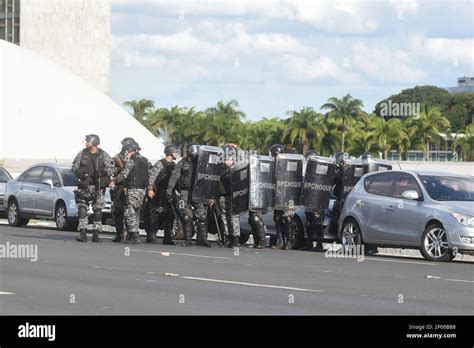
(218, 144), (241, 248)
(271, 144), (298, 250)
(327, 152), (347, 237)
(72, 134), (115, 243)
(145, 144), (180, 245)
(113, 143), (150, 244)
(111, 137), (139, 242)
(301, 150), (327, 252)
(167, 143), (211, 247)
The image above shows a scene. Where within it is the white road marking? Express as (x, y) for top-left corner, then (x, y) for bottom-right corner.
(0, 291), (15, 295)
(364, 257), (436, 265)
(180, 276), (323, 293)
(443, 278), (474, 283)
(131, 249), (232, 260)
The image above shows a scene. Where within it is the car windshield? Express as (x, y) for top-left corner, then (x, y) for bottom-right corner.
(60, 168), (76, 187)
(0, 168), (12, 182)
(419, 175), (474, 201)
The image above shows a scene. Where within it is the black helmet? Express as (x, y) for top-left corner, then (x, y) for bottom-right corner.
(121, 143), (139, 157)
(164, 144), (179, 156)
(85, 134), (100, 146)
(222, 144), (237, 162)
(121, 137), (136, 146)
(335, 152), (346, 165)
(305, 150), (318, 158)
(186, 143), (200, 159)
(270, 144), (284, 157)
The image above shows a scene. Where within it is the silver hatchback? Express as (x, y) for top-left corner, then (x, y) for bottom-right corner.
(339, 170), (474, 261)
(4, 163), (112, 231)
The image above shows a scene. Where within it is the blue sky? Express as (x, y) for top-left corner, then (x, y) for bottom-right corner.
(110, 0), (473, 120)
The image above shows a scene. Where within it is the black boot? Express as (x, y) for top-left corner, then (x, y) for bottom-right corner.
(128, 232), (141, 244)
(76, 229), (88, 242)
(183, 224), (193, 247)
(196, 222), (212, 247)
(231, 236), (240, 248)
(112, 230), (123, 243)
(272, 220), (285, 250)
(162, 228), (176, 246)
(92, 230), (102, 243)
(146, 233), (159, 244)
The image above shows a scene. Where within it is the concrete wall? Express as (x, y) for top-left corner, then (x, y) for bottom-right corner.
(20, 0), (111, 94)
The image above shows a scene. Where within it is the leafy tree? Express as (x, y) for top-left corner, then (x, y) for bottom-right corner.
(452, 124), (474, 161)
(321, 94), (364, 153)
(284, 107), (326, 154)
(443, 93), (474, 131)
(416, 105), (451, 160)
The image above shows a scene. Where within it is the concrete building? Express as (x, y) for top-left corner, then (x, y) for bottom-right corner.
(0, 40), (164, 173)
(446, 76), (474, 94)
(0, 0), (111, 94)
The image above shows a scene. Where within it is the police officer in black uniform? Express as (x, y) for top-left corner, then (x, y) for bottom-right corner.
(271, 144), (299, 250)
(300, 150), (326, 252)
(167, 143), (211, 247)
(145, 144), (180, 245)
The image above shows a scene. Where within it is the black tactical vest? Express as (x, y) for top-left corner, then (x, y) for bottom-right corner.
(178, 158), (195, 191)
(125, 155), (149, 189)
(154, 159), (176, 192)
(77, 148), (108, 187)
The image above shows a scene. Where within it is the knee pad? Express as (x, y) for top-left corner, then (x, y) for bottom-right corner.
(181, 213), (192, 224)
(249, 213), (263, 227)
(78, 206), (88, 219)
(93, 209), (102, 223)
(196, 212), (207, 223)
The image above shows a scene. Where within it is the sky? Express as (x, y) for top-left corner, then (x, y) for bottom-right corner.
(110, 0), (474, 120)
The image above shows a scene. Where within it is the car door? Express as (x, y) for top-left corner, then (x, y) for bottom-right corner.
(16, 166), (45, 213)
(360, 172), (396, 243)
(35, 167), (61, 216)
(386, 173), (425, 244)
(0, 168), (12, 210)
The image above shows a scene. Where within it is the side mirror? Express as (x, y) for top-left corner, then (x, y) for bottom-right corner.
(42, 179), (54, 188)
(402, 190), (419, 200)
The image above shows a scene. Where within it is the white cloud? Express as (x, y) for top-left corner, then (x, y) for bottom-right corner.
(410, 35), (474, 66)
(350, 42), (427, 83)
(280, 54), (360, 83)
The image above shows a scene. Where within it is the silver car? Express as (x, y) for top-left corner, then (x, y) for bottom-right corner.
(339, 170), (474, 261)
(4, 163), (112, 231)
(0, 166), (13, 215)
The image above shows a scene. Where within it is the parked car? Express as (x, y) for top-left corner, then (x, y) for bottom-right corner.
(339, 170), (474, 261)
(4, 163), (112, 231)
(0, 166), (13, 217)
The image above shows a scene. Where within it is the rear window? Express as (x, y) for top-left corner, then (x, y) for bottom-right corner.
(21, 166), (45, 183)
(60, 169), (76, 187)
(364, 173), (394, 196)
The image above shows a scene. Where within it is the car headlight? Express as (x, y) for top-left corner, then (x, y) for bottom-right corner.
(451, 213), (474, 227)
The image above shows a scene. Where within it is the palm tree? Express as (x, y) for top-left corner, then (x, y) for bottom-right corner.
(204, 100), (246, 146)
(319, 117), (341, 156)
(123, 99), (155, 124)
(284, 107), (326, 154)
(246, 117), (285, 154)
(452, 124), (474, 161)
(347, 115), (375, 156)
(415, 105), (451, 161)
(320, 94), (364, 152)
(368, 116), (407, 159)
(398, 116), (424, 160)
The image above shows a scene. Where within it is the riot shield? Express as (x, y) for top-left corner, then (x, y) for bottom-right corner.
(363, 157), (393, 172)
(192, 145), (224, 204)
(342, 159), (368, 201)
(301, 156), (335, 212)
(249, 155), (275, 213)
(230, 160), (249, 215)
(274, 153), (304, 210)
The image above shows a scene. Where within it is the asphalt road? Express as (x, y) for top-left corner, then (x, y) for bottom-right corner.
(0, 223), (473, 315)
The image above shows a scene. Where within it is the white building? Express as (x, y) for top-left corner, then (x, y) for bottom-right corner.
(1, 0), (111, 94)
(0, 40), (164, 173)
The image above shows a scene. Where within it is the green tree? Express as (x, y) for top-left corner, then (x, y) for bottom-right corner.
(123, 98), (155, 127)
(204, 100), (246, 146)
(368, 116), (408, 159)
(321, 94), (364, 153)
(452, 124), (474, 161)
(283, 107), (326, 154)
(416, 105), (451, 161)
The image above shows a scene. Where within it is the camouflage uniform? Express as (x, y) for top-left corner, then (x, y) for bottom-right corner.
(72, 148), (115, 237)
(114, 154), (149, 243)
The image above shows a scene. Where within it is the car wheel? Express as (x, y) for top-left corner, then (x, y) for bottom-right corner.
(7, 199), (29, 227)
(239, 234), (250, 245)
(55, 202), (69, 231)
(340, 218), (363, 252)
(420, 223), (455, 262)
